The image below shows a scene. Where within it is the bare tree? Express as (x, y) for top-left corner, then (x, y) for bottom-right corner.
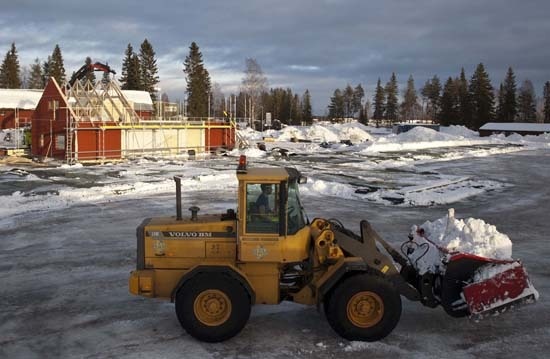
(241, 58), (268, 123)
(211, 82), (225, 118)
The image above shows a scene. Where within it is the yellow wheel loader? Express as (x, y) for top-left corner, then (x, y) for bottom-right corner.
(129, 156), (536, 342)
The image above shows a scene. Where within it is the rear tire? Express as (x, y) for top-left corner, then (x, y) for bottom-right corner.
(175, 273), (251, 342)
(325, 273), (402, 341)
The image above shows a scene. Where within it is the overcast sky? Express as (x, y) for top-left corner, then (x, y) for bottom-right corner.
(1, 0), (549, 114)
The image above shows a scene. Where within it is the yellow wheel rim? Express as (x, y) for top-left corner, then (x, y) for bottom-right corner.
(193, 289), (232, 327)
(347, 291), (384, 328)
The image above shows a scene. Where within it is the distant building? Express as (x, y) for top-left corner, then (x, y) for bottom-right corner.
(479, 122), (550, 137)
(0, 89), (43, 129)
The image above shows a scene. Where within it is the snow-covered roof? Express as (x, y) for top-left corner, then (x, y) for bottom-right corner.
(480, 122), (550, 132)
(0, 89), (43, 109)
(121, 90), (153, 111)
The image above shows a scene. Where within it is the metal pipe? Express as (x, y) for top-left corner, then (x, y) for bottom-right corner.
(174, 176), (182, 220)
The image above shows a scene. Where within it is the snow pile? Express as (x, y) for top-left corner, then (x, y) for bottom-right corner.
(418, 208), (512, 259)
(440, 125), (480, 138)
(236, 121), (549, 156)
(277, 126), (306, 141)
(227, 147), (267, 158)
(333, 122), (373, 143)
(407, 208), (513, 274)
(305, 125), (340, 142)
(301, 178), (356, 199)
(396, 127), (460, 142)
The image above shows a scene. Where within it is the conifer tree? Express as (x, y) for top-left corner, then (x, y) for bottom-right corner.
(183, 42), (211, 117)
(352, 84), (365, 118)
(27, 58), (44, 89)
(372, 78), (385, 126)
(48, 44), (66, 85)
(439, 77), (459, 125)
(543, 81), (550, 123)
(361, 99), (371, 124)
(291, 93), (301, 125)
(301, 89), (312, 124)
(328, 88), (344, 119)
(384, 72), (399, 123)
(42, 56), (51, 87)
(282, 88), (293, 124)
(120, 44), (142, 90)
(457, 68), (471, 127)
(496, 84), (506, 122)
(139, 39), (160, 101)
(517, 80), (537, 122)
(343, 84), (354, 118)
(497, 67), (517, 122)
(468, 63), (494, 129)
(400, 75), (418, 122)
(421, 75), (441, 121)
(0, 42), (22, 88)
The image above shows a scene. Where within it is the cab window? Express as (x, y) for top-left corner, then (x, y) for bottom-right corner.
(287, 181), (307, 234)
(246, 183), (280, 234)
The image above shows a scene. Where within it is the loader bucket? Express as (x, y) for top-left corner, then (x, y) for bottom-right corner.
(462, 261), (537, 316)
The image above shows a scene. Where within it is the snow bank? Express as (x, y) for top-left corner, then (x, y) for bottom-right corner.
(407, 208), (513, 274)
(396, 126), (459, 142)
(441, 125), (480, 138)
(240, 122), (373, 144)
(238, 121), (549, 154)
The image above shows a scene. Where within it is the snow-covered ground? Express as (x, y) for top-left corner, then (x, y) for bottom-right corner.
(1, 123), (549, 358)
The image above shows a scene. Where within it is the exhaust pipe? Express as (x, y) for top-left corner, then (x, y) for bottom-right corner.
(174, 176), (182, 220)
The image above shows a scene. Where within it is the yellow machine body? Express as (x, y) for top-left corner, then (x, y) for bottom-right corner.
(130, 166), (329, 306)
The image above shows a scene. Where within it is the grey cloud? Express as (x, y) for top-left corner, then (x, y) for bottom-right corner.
(1, 0), (549, 113)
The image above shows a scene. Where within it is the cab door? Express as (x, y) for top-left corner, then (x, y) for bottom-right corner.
(238, 181), (285, 263)
(238, 180), (287, 304)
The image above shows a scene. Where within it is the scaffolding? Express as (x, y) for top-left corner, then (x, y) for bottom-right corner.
(62, 78), (238, 163)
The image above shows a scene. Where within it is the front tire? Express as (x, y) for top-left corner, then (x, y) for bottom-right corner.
(325, 273), (402, 341)
(175, 273), (251, 342)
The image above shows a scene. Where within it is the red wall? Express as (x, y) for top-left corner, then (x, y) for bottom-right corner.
(75, 122), (121, 160)
(0, 109), (34, 129)
(204, 122), (235, 151)
(31, 79), (70, 158)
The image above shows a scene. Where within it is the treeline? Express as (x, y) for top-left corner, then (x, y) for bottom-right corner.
(3, 40), (550, 127)
(0, 41), (160, 101)
(0, 41), (313, 124)
(183, 42), (313, 124)
(328, 64), (550, 129)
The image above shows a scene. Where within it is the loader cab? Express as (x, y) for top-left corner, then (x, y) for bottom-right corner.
(236, 156), (310, 265)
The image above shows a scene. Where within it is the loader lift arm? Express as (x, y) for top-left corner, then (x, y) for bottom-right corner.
(68, 61), (116, 87)
(323, 219), (421, 302)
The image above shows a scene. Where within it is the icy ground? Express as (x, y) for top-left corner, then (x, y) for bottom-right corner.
(1, 124), (550, 358)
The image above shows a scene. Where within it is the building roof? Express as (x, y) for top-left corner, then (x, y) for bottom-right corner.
(121, 90), (154, 111)
(0, 89), (44, 109)
(0, 88), (153, 112)
(480, 122), (550, 132)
